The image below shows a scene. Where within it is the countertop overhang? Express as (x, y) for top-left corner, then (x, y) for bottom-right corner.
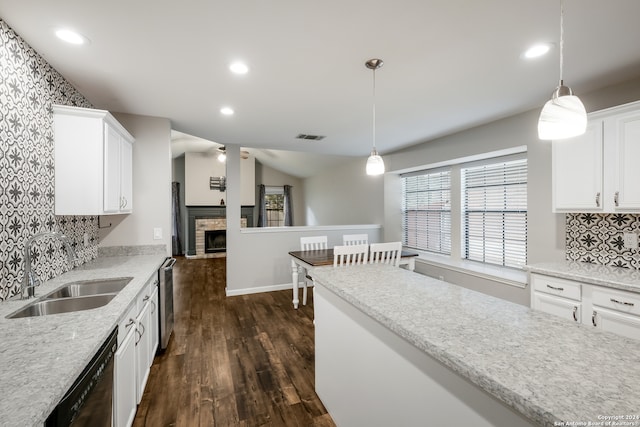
(0, 253), (166, 427)
(311, 264), (640, 426)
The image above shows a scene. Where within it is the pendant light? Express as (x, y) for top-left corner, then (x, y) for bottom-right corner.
(365, 58), (385, 176)
(537, 0), (587, 140)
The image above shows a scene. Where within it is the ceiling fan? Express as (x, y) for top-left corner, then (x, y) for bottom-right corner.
(217, 146), (249, 162)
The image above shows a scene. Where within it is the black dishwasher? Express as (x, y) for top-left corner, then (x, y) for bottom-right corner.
(45, 327), (118, 427)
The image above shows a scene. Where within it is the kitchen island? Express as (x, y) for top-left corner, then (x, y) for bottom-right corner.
(0, 250), (166, 427)
(311, 264), (640, 427)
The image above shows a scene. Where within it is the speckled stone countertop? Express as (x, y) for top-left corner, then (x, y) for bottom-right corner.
(527, 261), (640, 293)
(311, 264), (640, 427)
(0, 252), (166, 427)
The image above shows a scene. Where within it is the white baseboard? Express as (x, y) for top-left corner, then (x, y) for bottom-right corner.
(226, 282), (310, 297)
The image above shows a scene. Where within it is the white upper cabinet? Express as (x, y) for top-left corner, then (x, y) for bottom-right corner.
(53, 105), (134, 215)
(552, 121), (603, 211)
(610, 108), (640, 210)
(553, 100), (640, 213)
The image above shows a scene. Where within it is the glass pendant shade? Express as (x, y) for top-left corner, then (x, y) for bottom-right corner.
(538, 83), (587, 140)
(366, 148), (385, 176)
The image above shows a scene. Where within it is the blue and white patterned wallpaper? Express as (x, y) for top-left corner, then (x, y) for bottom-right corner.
(0, 19), (99, 300)
(566, 213), (640, 269)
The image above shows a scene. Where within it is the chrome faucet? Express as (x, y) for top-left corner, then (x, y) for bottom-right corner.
(22, 231), (78, 299)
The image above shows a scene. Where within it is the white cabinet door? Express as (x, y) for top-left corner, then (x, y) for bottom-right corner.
(532, 292), (581, 323)
(114, 327), (137, 427)
(149, 285), (159, 363)
(135, 300), (152, 404)
(104, 124), (122, 213)
(552, 121), (603, 212)
(120, 137), (133, 213)
(591, 307), (640, 340)
(611, 109), (640, 210)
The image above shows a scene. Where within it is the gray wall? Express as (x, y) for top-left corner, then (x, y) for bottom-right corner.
(303, 157), (385, 226)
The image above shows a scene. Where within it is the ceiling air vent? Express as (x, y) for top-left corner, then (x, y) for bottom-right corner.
(296, 133), (325, 141)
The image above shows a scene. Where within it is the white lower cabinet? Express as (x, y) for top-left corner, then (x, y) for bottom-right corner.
(531, 273), (640, 340)
(114, 277), (159, 427)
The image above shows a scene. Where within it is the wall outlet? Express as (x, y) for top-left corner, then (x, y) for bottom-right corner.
(623, 232), (638, 249)
(153, 227), (162, 240)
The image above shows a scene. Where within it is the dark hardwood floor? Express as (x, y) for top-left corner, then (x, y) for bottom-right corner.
(133, 256), (335, 427)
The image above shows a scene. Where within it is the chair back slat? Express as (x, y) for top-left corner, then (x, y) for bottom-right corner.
(301, 236), (328, 251)
(342, 234), (369, 246)
(333, 244), (369, 267)
(369, 242), (402, 267)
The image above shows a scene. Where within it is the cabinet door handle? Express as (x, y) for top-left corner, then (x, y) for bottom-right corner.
(546, 284), (564, 291)
(592, 310), (598, 327)
(595, 192), (601, 207)
(614, 191), (619, 207)
(572, 306), (578, 322)
(610, 298), (634, 307)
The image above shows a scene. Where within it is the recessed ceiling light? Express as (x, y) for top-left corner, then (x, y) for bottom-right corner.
(229, 62), (249, 75)
(220, 107), (234, 116)
(522, 43), (553, 59)
(55, 28), (89, 45)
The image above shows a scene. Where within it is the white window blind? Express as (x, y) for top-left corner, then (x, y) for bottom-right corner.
(462, 159), (527, 268)
(402, 170), (451, 255)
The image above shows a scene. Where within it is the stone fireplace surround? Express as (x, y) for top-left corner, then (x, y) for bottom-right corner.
(186, 206), (254, 258)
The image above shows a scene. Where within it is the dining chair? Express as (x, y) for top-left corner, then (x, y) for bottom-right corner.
(298, 236), (328, 305)
(333, 244), (369, 267)
(342, 234), (368, 246)
(369, 241), (402, 267)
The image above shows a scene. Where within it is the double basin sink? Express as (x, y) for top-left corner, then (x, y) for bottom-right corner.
(7, 277), (133, 319)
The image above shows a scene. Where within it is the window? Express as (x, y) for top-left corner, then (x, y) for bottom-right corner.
(461, 158), (527, 268)
(401, 169), (451, 254)
(264, 187), (285, 227)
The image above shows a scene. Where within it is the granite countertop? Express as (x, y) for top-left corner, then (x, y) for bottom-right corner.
(311, 264), (640, 427)
(0, 252), (166, 427)
(526, 260), (640, 293)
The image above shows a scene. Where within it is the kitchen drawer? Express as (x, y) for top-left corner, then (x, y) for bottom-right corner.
(592, 287), (640, 317)
(136, 277), (157, 313)
(531, 274), (582, 302)
(532, 292), (581, 323)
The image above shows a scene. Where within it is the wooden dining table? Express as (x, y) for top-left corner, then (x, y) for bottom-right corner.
(287, 248), (418, 309)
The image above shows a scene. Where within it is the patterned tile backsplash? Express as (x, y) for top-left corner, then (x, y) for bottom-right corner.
(0, 19), (99, 300)
(566, 213), (640, 269)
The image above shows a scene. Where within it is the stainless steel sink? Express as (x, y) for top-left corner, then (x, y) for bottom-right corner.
(43, 277), (133, 299)
(6, 294), (118, 319)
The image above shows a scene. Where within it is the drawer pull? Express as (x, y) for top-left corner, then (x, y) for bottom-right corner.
(592, 310), (598, 327)
(546, 284), (564, 292)
(572, 306), (578, 322)
(610, 298), (634, 307)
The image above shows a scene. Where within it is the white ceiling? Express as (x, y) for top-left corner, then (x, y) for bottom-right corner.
(2, 0), (640, 177)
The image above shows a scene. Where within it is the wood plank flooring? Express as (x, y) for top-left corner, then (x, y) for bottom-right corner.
(132, 256), (335, 427)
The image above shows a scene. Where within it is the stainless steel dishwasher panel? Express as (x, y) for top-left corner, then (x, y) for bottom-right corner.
(159, 257), (176, 351)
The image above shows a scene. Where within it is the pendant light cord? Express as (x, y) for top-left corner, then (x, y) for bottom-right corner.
(559, 0), (564, 84)
(372, 67), (377, 151)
